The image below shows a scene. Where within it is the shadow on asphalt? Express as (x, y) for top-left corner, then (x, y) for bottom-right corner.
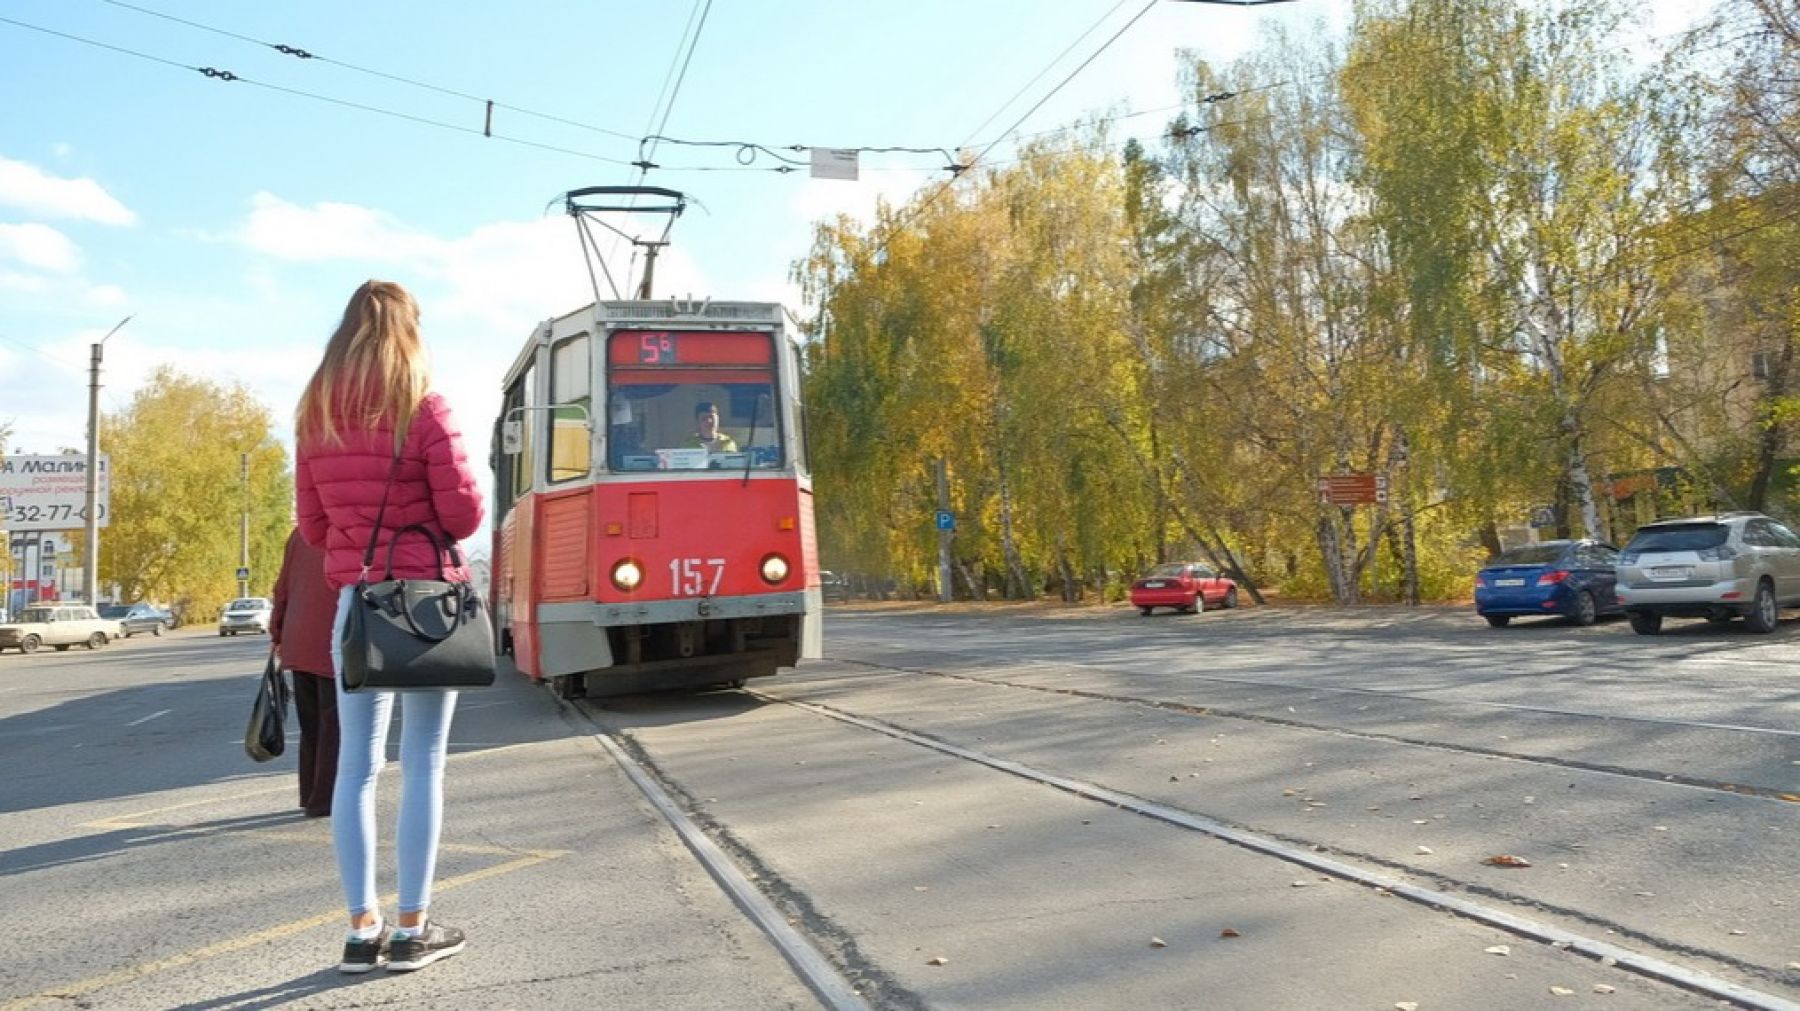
(0, 637), (582, 816)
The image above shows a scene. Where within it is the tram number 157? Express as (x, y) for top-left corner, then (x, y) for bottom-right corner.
(670, 558), (726, 596)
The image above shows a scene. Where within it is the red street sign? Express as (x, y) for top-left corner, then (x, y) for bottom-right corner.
(1317, 473), (1387, 506)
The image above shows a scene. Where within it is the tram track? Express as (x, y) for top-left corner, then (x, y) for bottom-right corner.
(825, 655), (1800, 803)
(567, 666), (1797, 1009)
(564, 696), (904, 1011)
(737, 686), (1800, 1011)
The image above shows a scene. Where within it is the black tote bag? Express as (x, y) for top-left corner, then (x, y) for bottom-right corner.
(244, 650), (289, 762)
(339, 514), (496, 693)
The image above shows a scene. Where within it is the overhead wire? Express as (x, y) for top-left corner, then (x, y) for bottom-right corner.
(92, 0), (641, 141)
(596, 0), (716, 293)
(0, 15), (635, 166)
(867, 0), (1165, 257)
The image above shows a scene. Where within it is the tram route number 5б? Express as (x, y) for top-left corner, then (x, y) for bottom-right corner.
(670, 558), (725, 596)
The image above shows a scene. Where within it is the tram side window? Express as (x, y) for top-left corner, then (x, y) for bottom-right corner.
(510, 362), (536, 500)
(548, 333), (591, 483)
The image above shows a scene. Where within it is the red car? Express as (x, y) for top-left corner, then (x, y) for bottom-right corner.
(1130, 563), (1239, 615)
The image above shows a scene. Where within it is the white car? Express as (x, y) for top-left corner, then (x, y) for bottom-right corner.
(0, 603), (116, 653)
(218, 597), (273, 636)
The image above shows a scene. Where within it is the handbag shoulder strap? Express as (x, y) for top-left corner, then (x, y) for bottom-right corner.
(360, 453), (403, 582)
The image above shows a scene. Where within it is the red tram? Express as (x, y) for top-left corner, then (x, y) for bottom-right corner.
(490, 298), (822, 697)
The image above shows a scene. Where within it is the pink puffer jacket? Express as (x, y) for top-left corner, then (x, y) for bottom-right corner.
(297, 392), (486, 591)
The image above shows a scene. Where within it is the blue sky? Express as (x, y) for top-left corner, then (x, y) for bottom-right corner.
(0, 0), (1703, 500)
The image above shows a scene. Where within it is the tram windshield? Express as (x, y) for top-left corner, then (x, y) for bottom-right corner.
(606, 330), (783, 472)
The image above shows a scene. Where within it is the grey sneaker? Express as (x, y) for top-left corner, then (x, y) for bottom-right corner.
(338, 932), (388, 973)
(386, 921), (466, 972)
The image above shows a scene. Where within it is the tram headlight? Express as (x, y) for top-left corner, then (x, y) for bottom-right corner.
(611, 558), (644, 592)
(759, 553), (790, 585)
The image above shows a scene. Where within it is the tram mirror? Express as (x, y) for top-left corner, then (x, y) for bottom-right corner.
(502, 419), (523, 454)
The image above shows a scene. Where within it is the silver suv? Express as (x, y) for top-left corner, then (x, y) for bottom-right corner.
(1616, 512), (1800, 634)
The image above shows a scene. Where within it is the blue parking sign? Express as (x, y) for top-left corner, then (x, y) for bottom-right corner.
(935, 510), (955, 531)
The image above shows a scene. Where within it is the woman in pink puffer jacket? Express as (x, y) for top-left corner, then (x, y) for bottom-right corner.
(295, 279), (484, 974)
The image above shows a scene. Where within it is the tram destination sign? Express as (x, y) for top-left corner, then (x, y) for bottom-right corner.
(0, 455), (111, 531)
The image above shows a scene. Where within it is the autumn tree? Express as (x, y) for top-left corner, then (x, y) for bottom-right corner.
(100, 367), (291, 616)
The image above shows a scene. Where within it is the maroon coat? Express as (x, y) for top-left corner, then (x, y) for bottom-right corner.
(271, 528), (336, 677)
(296, 391), (485, 591)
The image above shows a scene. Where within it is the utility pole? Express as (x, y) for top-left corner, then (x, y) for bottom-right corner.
(84, 314), (132, 605)
(936, 458), (954, 603)
(239, 452), (250, 597)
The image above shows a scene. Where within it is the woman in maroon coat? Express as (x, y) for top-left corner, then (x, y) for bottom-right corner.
(296, 280), (484, 974)
(271, 528), (337, 817)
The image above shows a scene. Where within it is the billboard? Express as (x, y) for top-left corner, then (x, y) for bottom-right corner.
(0, 455), (111, 531)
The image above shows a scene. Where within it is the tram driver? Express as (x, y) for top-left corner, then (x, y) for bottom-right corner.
(689, 401), (739, 454)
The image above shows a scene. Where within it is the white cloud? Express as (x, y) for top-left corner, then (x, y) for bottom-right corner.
(0, 223), (81, 272)
(0, 270), (49, 294)
(239, 192), (444, 263)
(0, 157), (137, 225)
(84, 284), (128, 308)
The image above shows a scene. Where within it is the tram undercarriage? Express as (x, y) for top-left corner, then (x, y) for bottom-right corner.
(548, 614), (802, 698)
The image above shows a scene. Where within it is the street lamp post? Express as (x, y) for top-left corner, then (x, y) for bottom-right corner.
(83, 315), (132, 606)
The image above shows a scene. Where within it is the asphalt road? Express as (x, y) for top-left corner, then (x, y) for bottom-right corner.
(0, 628), (815, 1010)
(1, 604), (1795, 1009)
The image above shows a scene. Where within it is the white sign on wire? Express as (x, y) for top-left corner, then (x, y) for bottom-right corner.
(0, 455), (111, 531)
(810, 147), (860, 181)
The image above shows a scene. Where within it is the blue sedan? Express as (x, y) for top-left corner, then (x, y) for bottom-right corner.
(1474, 540), (1623, 627)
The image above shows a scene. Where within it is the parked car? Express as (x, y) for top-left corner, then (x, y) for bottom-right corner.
(819, 571), (851, 603)
(1474, 539), (1623, 627)
(0, 603), (116, 653)
(1616, 512), (1800, 634)
(100, 602), (173, 638)
(1129, 562), (1239, 615)
(218, 597), (273, 636)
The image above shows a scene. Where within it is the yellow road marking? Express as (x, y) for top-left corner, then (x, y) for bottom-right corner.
(1, 852), (563, 1010)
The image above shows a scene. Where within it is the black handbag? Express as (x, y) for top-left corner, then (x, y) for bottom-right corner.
(338, 458), (495, 693)
(244, 649), (289, 762)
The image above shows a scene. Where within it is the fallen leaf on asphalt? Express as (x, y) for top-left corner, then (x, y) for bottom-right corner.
(1728, 929), (1747, 936)
(1653, 825), (1668, 832)
(1484, 945), (1510, 956)
(926, 956), (949, 966)
(1593, 984), (1616, 995)
(1150, 937), (1167, 948)
(1395, 1003), (1420, 1011)
(1787, 962), (1800, 970)
(1634, 891), (1655, 898)
(1219, 928), (1240, 938)
(1412, 819), (1430, 825)
(1282, 788), (1300, 797)
(1483, 855), (1532, 868)
(1777, 793), (1800, 803)
(1292, 880), (1309, 888)
(1549, 986), (1574, 996)
(1170, 776), (1180, 782)
(1416, 845), (1434, 855)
